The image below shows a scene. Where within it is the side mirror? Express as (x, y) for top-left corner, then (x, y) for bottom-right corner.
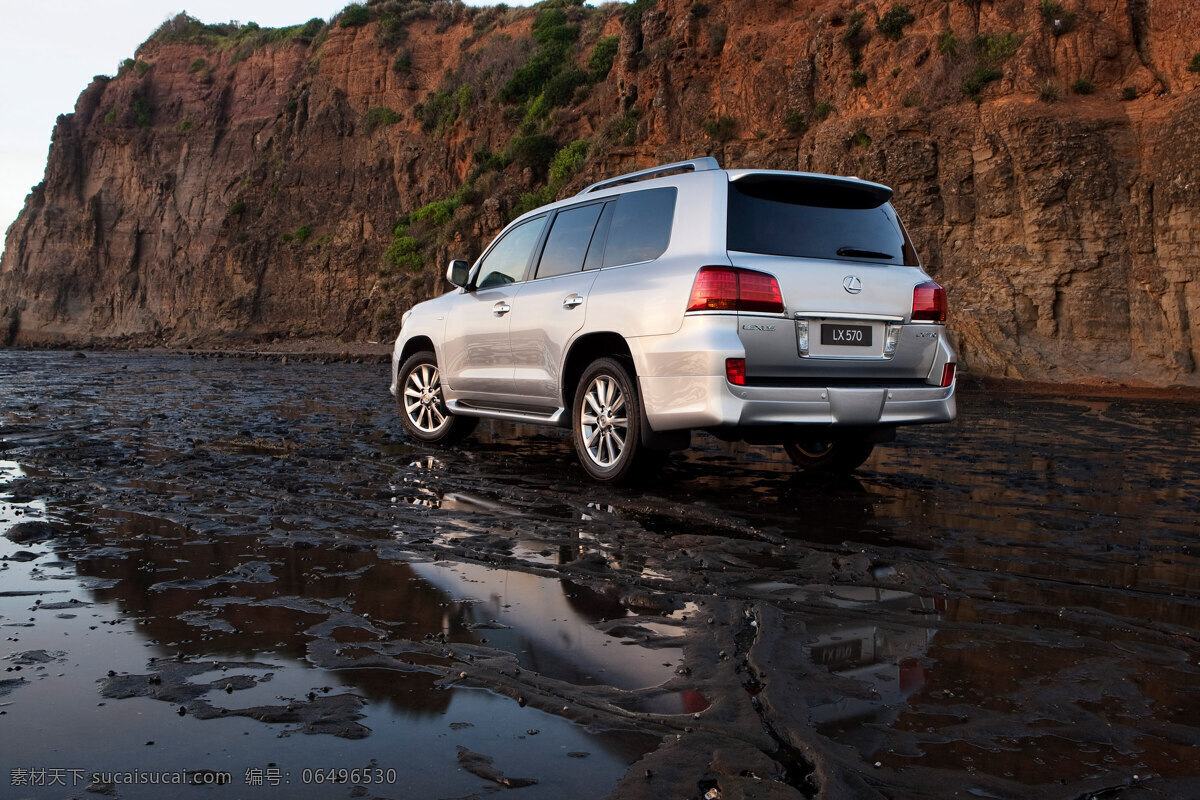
(446, 259), (470, 289)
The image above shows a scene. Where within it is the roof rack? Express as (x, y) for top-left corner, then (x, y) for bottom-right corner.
(577, 157), (720, 195)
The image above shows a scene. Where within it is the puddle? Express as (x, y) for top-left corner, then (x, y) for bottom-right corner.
(0, 504), (657, 799)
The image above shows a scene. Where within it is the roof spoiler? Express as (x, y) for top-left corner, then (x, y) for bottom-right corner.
(577, 157), (720, 195)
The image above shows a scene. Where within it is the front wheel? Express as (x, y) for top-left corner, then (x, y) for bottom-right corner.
(397, 351), (477, 444)
(572, 358), (658, 482)
(783, 439), (875, 474)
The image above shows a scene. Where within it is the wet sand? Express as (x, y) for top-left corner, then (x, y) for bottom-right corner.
(1, 351), (1197, 799)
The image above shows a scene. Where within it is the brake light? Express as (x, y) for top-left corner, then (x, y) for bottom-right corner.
(912, 281), (947, 322)
(725, 358), (746, 386)
(940, 363), (956, 387)
(687, 267), (784, 313)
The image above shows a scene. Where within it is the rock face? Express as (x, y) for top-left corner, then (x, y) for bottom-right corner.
(2, 0), (1198, 386)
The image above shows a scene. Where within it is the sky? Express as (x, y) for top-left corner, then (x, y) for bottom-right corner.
(0, 0), (607, 242)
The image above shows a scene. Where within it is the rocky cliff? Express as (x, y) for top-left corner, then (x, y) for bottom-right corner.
(2, 0), (1198, 386)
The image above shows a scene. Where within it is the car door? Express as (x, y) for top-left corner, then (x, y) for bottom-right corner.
(508, 201), (610, 405)
(440, 214), (547, 398)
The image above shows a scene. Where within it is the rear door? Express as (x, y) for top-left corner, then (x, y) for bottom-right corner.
(507, 201), (610, 405)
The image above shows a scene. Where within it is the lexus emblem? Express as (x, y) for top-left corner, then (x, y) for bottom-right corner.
(843, 275), (863, 294)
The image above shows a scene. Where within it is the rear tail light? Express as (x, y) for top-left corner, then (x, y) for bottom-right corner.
(940, 363), (956, 388)
(912, 280), (947, 322)
(725, 358), (746, 386)
(687, 267), (784, 314)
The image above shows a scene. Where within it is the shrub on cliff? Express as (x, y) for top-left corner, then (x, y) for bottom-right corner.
(363, 107), (402, 133)
(1039, 0), (1075, 35)
(588, 35), (620, 80)
(501, 8), (579, 104)
(877, 4), (915, 42)
(508, 133), (559, 179)
(1189, 53), (1200, 73)
(702, 115), (738, 142)
(338, 3), (371, 28)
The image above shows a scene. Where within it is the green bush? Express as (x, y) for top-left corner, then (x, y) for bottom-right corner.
(623, 0), (656, 27)
(133, 95), (153, 128)
(1038, 81), (1060, 102)
(363, 106), (402, 133)
(229, 201), (246, 216)
(877, 4), (915, 41)
(135, 61), (151, 78)
(339, 3), (370, 28)
(376, 13), (408, 47)
(188, 58), (207, 74)
(690, 2), (710, 18)
(842, 11), (869, 65)
(509, 133), (559, 178)
(1071, 79), (1094, 95)
(1189, 53), (1200, 73)
(937, 31), (957, 55)
(702, 114), (738, 142)
(588, 35), (620, 80)
(1120, 86), (1137, 100)
(1039, 0), (1074, 34)
(103, 110), (116, 125)
(383, 234), (423, 273)
(393, 51), (413, 74)
(812, 101), (834, 121)
(963, 66), (1003, 99)
(176, 119), (193, 133)
(412, 198), (462, 226)
(962, 33), (1023, 100)
(549, 139), (589, 185)
(605, 109), (640, 145)
(850, 69), (867, 87)
(784, 110), (807, 136)
(851, 128), (872, 148)
(294, 225), (312, 242)
(543, 66), (588, 107)
(416, 86), (472, 133)
(974, 32), (1024, 63)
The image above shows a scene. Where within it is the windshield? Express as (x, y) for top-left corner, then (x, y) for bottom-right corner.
(727, 175), (919, 266)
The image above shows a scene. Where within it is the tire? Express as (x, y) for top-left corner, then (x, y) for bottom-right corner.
(783, 439), (875, 474)
(396, 351), (478, 444)
(572, 358), (658, 483)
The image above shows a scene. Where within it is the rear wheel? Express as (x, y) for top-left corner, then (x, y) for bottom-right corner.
(397, 351), (477, 444)
(572, 358), (657, 482)
(783, 439), (875, 474)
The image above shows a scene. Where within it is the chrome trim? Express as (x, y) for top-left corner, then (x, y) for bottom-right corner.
(793, 311), (904, 322)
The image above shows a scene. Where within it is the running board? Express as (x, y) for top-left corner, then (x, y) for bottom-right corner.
(446, 400), (567, 428)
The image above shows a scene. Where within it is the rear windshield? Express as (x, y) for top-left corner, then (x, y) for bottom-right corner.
(727, 176), (918, 266)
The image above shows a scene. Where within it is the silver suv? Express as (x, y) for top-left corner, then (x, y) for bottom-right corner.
(390, 158), (956, 481)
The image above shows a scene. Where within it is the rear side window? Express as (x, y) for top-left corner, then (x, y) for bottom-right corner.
(600, 187), (676, 267)
(727, 176), (919, 266)
(535, 202), (605, 279)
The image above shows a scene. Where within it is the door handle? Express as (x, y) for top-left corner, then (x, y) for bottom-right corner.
(562, 294), (584, 309)
(493, 301), (511, 316)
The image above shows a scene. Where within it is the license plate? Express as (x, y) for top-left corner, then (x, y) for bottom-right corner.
(821, 324), (872, 346)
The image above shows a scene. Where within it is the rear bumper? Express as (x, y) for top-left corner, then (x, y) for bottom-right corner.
(631, 316), (957, 432)
(639, 376), (956, 431)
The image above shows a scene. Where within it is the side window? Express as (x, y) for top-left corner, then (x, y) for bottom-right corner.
(475, 215), (546, 289)
(535, 203), (605, 279)
(601, 187), (677, 268)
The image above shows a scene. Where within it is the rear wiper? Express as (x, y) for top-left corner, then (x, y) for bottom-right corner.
(837, 247), (894, 260)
